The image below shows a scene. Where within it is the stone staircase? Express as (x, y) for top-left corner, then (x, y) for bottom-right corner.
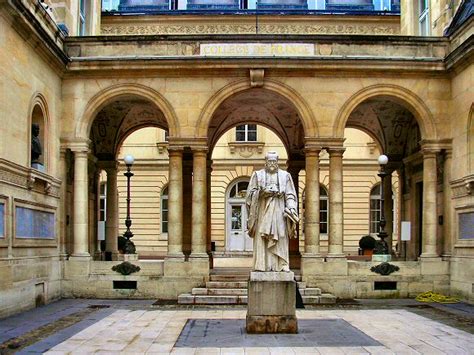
(177, 268), (336, 305)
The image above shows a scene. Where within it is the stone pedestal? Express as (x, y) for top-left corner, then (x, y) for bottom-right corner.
(246, 271), (298, 334)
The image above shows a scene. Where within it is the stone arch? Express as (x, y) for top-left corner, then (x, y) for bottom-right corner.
(196, 79), (318, 139)
(334, 84), (437, 139)
(75, 83), (180, 139)
(28, 93), (50, 170)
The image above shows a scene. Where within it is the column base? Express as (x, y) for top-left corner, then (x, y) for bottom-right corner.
(70, 253), (91, 261)
(326, 253), (346, 260)
(166, 253), (185, 261)
(189, 253), (209, 259)
(302, 253), (324, 259)
(419, 254), (441, 260)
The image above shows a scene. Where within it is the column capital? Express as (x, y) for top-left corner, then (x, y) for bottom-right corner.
(62, 138), (91, 153)
(191, 146), (208, 155)
(168, 146), (184, 156)
(421, 138), (452, 155)
(304, 147), (322, 156)
(327, 147), (346, 156)
(304, 137), (345, 149)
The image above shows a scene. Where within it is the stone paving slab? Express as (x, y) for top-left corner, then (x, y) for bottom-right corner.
(175, 319), (381, 348)
(1, 299), (474, 354)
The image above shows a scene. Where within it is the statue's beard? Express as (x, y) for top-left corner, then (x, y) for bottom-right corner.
(266, 164), (278, 173)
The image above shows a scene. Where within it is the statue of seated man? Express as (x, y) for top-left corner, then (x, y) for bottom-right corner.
(31, 123), (42, 165)
(246, 151), (299, 272)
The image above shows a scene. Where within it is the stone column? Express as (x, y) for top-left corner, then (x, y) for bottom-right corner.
(72, 149), (90, 257)
(167, 148), (184, 258)
(58, 148), (68, 256)
(105, 162), (119, 260)
(442, 149), (453, 256)
(328, 148), (345, 257)
(304, 148), (321, 255)
(421, 148), (439, 258)
(191, 149), (208, 257)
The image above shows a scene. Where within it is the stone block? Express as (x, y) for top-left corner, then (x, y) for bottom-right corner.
(164, 257), (209, 277)
(302, 288), (321, 296)
(319, 293), (337, 304)
(247, 279), (296, 316)
(302, 296), (320, 304)
(420, 259), (449, 275)
(250, 271), (294, 282)
(246, 315), (298, 334)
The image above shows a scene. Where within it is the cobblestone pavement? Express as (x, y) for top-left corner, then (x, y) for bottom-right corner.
(0, 299), (472, 354)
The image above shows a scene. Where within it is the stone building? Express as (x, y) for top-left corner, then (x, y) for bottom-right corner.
(0, 0), (472, 317)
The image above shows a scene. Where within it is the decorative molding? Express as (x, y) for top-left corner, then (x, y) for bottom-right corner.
(101, 23), (399, 36)
(370, 262), (400, 276)
(112, 261), (141, 275)
(228, 142), (265, 158)
(0, 159), (61, 198)
(156, 142), (169, 154)
(451, 174), (474, 199)
(250, 69), (264, 88)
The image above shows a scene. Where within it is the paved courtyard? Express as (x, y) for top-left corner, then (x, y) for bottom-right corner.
(0, 299), (473, 354)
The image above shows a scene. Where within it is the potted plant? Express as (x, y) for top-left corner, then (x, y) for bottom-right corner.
(359, 235), (376, 256)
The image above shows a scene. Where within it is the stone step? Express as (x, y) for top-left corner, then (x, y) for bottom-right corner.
(192, 288), (248, 296)
(206, 281), (247, 289)
(320, 293), (337, 304)
(178, 294), (247, 305)
(209, 275), (249, 282)
(300, 288), (321, 296)
(297, 281), (306, 289)
(302, 293), (336, 304)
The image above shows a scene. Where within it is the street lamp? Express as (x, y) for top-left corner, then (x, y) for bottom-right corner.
(123, 154), (136, 254)
(374, 154), (389, 256)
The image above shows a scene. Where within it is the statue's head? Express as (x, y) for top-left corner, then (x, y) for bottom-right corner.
(32, 123), (40, 137)
(265, 151), (279, 173)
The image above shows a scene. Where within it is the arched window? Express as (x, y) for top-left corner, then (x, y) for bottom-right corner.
(370, 183), (382, 234)
(161, 186), (169, 234)
(320, 185), (329, 235)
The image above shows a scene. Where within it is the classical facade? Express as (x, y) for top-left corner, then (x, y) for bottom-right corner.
(0, 0), (472, 317)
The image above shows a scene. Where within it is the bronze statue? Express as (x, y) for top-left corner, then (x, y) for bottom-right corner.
(31, 123), (42, 164)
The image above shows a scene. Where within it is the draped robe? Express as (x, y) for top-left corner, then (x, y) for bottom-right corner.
(245, 168), (298, 272)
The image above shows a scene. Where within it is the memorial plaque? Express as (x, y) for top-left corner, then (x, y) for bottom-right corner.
(459, 212), (474, 239)
(0, 203), (4, 237)
(15, 206), (55, 239)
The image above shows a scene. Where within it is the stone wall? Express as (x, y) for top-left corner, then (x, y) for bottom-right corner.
(0, 12), (64, 318)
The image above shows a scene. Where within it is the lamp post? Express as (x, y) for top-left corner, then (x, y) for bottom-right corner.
(123, 154), (136, 254)
(374, 154), (389, 256)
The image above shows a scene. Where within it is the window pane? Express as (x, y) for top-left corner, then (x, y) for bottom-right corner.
(247, 131), (257, 141)
(231, 206), (242, 230)
(236, 131), (245, 141)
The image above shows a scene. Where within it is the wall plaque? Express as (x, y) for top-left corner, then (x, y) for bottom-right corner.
(0, 203), (4, 237)
(200, 43), (314, 57)
(459, 212), (474, 239)
(15, 206), (54, 239)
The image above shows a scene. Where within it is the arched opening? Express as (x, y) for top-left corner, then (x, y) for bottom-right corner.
(210, 124), (288, 262)
(345, 98), (423, 260)
(30, 104), (48, 172)
(74, 95), (171, 260)
(207, 87), (304, 268)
